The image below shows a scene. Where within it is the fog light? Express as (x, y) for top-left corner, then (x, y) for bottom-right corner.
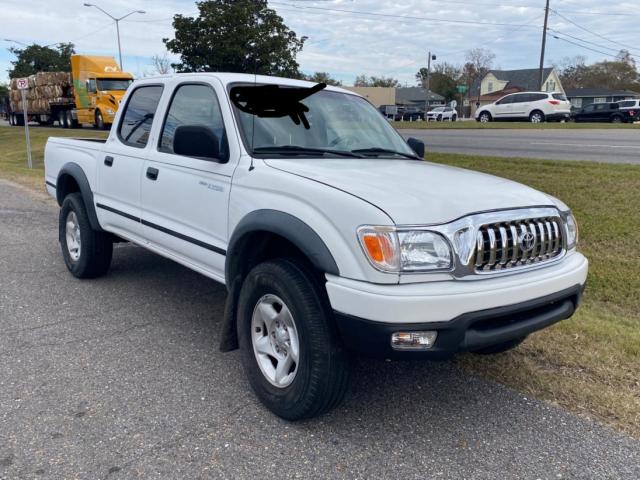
(391, 331), (437, 350)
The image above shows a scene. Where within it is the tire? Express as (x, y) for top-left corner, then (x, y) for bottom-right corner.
(95, 110), (105, 130)
(59, 193), (113, 279)
(58, 110), (68, 128)
(66, 110), (78, 129)
(611, 115), (623, 124)
(471, 337), (526, 355)
(9, 113), (15, 126)
(237, 259), (350, 420)
(451, 115), (457, 122)
(529, 110), (545, 123)
(437, 115), (442, 122)
(478, 111), (492, 123)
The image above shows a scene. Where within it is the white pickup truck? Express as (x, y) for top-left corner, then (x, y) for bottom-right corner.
(44, 73), (588, 420)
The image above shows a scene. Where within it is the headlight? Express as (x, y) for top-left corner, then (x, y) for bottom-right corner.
(105, 108), (115, 115)
(358, 226), (452, 273)
(562, 211), (579, 250)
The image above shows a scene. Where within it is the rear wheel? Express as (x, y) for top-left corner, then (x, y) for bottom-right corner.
(58, 110), (68, 128)
(611, 115), (623, 124)
(451, 114), (457, 122)
(529, 110), (545, 123)
(237, 259), (350, 420)
(59, 193), (113, 278)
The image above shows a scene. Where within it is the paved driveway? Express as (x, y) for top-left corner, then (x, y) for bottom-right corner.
(401, 128), (640, 163)
(1, 180), (640, 479)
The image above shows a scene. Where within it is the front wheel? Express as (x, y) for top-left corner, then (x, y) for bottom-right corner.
(95, 110), (105, 130)
(237, 259), (350, 420)
(59, 193), (113, 278)
(611, 115), (623, 124)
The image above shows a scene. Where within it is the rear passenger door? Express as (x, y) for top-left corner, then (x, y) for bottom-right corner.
(95, 84), (164, 242)
(510, 93), (531, 118)
(140, 79), (239, 281)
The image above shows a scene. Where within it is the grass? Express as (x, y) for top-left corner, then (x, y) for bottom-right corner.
(0, 124), (107, 190)
(1, 124), (639, 437)
(426, 152), (640, 438)
(393, 120), (640, 129)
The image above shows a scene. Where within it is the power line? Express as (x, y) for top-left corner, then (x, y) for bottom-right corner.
(269, 1), (542, 28)
(548, 28), (640, 57)
(550, 35), (624, 59)
(551, 9), (637, 53)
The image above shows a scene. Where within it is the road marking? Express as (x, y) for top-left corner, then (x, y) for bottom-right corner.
(530, 142), (639, 149)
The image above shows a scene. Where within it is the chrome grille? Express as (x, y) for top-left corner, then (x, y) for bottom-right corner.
(474, 217), (563, 272)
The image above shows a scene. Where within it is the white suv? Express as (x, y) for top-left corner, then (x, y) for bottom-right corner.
(426, 106), (457, 122)
(617, 99), (640, 112)
(476, 92), (571, 123)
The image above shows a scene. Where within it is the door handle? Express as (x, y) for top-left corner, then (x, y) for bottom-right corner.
(146, 167), (159, 181)
(104, 156), (114, 167)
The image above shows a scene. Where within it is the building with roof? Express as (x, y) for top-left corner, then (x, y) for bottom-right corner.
(564, 88), (639, 109)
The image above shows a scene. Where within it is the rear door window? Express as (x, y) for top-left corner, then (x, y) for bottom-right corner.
(618, 101), (635, 108)
(118, 85), (164, 148)
(530, 93), (548, 101)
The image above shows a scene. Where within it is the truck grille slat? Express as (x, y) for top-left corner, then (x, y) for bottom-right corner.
(474, 216), (564, 272)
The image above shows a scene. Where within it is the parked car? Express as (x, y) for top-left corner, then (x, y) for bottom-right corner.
(426, 106), (457, 122)
(572, 102), (637, 123)
(393, 106), (424, 121)
(476, 92), (571, 123)
(44, 73), (587, 420)
(616, 100), (640, 122)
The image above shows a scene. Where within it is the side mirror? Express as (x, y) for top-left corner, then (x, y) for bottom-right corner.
(407, 137), (425, 158)
(174, 125), (220, 160)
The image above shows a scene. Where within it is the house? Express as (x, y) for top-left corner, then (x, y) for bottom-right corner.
(564, 88), (639, 109)
(395, 87), (445, 109)
(469, 68), (565, 116)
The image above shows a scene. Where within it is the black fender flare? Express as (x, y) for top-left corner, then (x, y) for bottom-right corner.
(225, 209), (339, 282)
(56, 162), (103, 232)
(220, 210), (339, 352)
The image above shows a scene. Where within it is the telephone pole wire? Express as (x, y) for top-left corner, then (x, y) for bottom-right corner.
(539, 0), (550, 90)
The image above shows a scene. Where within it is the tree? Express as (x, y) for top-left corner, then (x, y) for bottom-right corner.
(150, 53), (172, 75)
(304, 72), (342, 86)
(353, 75), (399, 87)
(163, 0), (306, 77)
(462, 48), (495, 98)
(557, 53), (640, 91)
(415, 62), (461, 101)
(8, 43), (75, 78)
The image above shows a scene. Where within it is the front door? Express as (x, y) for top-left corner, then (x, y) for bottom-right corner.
(140, 80), (239, 281)
(493, 95), (514, 118)
(95, 84), (164, 242)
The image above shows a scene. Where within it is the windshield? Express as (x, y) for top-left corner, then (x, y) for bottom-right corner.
(431, 107), (444, 112)
(97, 78), (133, 91)
(231, 86), (416, 158)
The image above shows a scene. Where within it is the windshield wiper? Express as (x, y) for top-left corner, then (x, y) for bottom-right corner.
(351, 147), (420, 160)
(253, 145), (363, 158)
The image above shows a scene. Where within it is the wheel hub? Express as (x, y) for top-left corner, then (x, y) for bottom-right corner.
(65, 211), (82, 261)
(251, 294), (300, 388)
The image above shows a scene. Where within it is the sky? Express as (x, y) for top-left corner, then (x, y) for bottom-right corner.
(1, 0), (639, 85)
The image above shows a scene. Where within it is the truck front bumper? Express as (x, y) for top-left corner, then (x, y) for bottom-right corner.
(326, 252), (588, 358)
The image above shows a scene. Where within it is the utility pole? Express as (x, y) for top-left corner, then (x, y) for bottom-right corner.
(538, 0), (550, 91)
(426, 51), (436, 110)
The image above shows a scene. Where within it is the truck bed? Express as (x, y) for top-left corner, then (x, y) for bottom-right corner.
(44, 137), (106, 194)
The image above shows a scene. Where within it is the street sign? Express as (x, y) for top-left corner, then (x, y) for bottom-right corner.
(456, 85), (468, 94)
(16, 77), (33, 169)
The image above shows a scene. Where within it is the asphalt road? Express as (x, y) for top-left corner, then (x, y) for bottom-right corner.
(402, 128), (640, 163)
(2, 180), (640, 480)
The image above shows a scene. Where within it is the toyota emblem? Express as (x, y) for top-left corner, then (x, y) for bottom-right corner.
(519, 231), (536, 252)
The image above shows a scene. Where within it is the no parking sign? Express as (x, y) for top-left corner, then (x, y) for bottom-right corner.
(16, 77), (32, 169)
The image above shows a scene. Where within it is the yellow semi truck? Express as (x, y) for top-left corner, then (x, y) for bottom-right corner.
(8, 55), (133, 129)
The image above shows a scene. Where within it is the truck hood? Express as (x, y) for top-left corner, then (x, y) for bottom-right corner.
(264, 158), (555, 225)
